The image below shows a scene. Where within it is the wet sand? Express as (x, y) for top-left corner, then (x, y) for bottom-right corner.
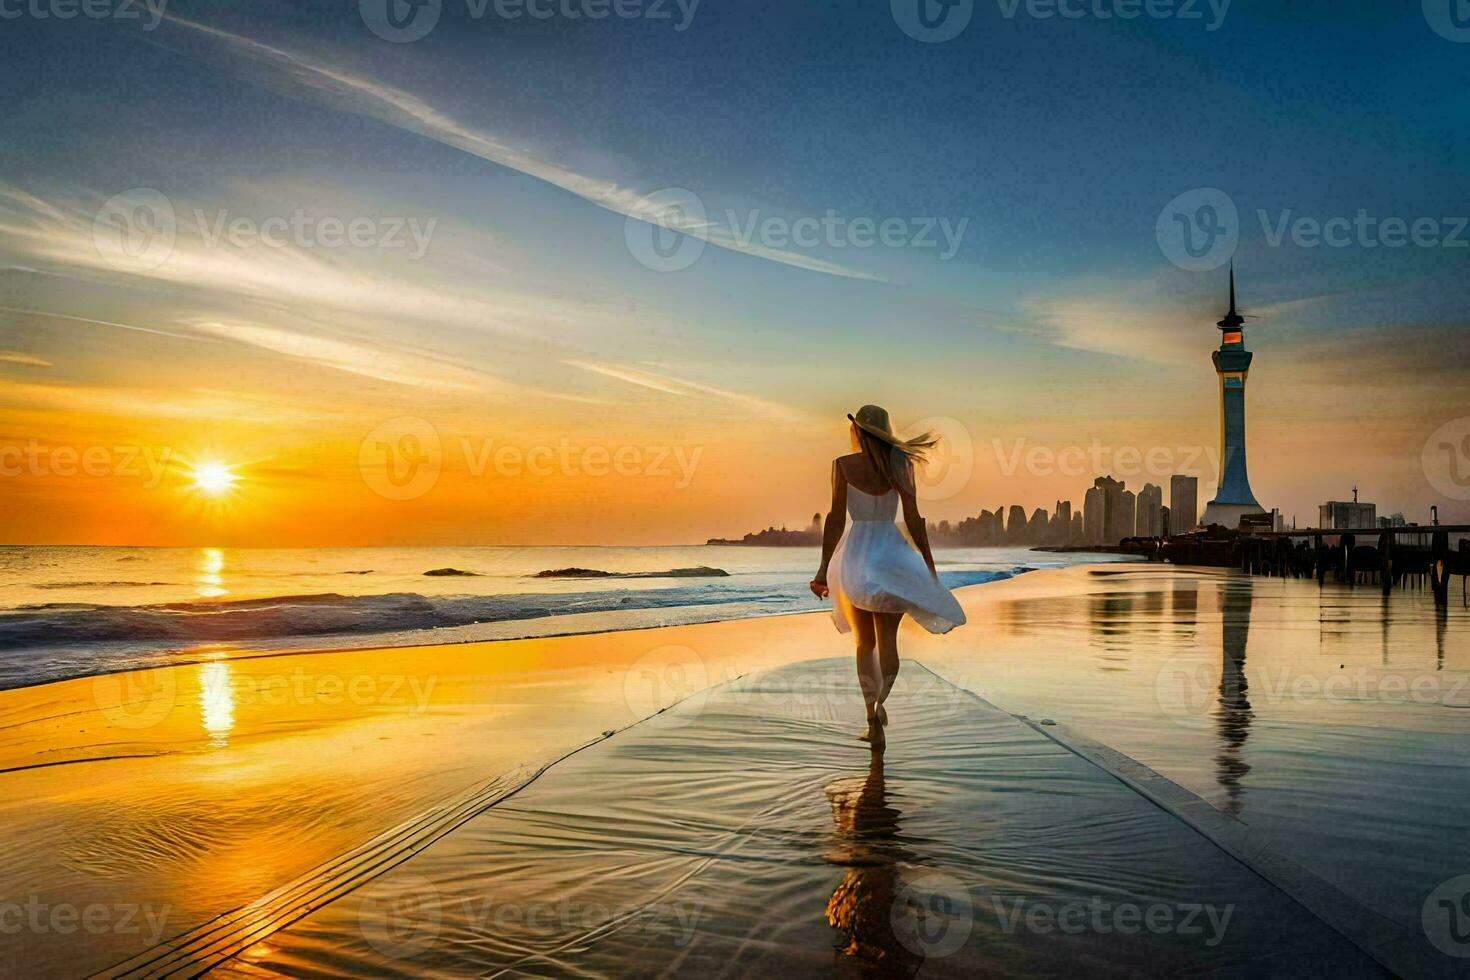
(197, 660), (1379, 978)
(2, 564), (1468, 976)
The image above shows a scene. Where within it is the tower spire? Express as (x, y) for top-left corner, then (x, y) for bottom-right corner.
(1218, 263), (1244, 331)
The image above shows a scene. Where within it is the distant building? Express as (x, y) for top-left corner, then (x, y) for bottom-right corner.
(1092, 476), (1128, 543)
(1007, 505), (1028, 544)
(1118, 489), (1137, 540)
(982, 509), (1002, 543)
(1049, 500), (1073, 546)
(1319, 500), (1376, 530)
(1378, 513), (1407, 528)
(1083, 485), (1106, 544)
(1161, 505), (1172, 537)
(1240, 511), (1275, 533)
(1070, 512), (1084, 544)
(1137, 483), (1163, 537)
(1169, 475), (1198, 532)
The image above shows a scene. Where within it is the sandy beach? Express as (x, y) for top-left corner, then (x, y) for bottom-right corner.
(3, 563), (1468, 977)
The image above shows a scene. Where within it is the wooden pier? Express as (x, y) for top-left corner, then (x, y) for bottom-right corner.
(1229, 526), (1470, 607)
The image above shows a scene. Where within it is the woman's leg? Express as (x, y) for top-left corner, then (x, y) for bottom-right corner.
(850, 610), (883, 735)
(875, 612), (903, 712)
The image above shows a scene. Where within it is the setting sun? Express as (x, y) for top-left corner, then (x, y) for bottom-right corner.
(190, 462), (239, 497)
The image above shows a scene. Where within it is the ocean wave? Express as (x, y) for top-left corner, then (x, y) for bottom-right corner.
(0, 585), (800, 649)
(0, 568), (1018, 668)
(32, 581), (174, 589)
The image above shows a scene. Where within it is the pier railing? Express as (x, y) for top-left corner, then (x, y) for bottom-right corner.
(1235, 526), (1469, 605)
(1254, 525), (1470, 538)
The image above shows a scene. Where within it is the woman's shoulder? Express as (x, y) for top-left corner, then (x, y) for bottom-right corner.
(833, 453), (865, 475)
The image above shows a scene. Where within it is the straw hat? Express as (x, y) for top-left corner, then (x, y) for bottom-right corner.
(847, 404), (917, 448)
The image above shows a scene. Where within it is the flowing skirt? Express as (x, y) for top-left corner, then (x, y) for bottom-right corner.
(829, 520), (966, 635)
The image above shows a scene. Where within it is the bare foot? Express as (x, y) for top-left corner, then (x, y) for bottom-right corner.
(857, 720), (885, 746)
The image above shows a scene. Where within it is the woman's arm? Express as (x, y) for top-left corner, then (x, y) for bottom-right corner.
(900, 487), (938, 577)
(811, 460), (848, 597)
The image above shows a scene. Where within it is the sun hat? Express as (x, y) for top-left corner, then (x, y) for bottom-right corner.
(847, 405), (920, 448)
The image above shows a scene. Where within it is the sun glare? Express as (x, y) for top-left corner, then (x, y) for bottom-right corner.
(190, 461), (239, 496)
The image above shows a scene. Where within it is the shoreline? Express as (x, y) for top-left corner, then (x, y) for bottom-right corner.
(1, 557), (1137, 695)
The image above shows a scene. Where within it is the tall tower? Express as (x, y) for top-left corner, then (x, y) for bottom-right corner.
(1201, 266), (1266, 528)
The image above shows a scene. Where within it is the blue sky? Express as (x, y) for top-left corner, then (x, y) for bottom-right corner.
(1, 0), (1468, 543)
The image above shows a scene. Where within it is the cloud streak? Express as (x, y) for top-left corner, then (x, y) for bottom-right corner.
(565, 358), (801, 418)
(160, 16), (883, 282)
(0, 306), (211, 343)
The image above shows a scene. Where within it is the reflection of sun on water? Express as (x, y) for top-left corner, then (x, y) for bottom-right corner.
(197, 547), (227, 598)
(198, 661), (235, 748)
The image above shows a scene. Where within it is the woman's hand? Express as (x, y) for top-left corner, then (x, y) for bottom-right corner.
(809, 577), (830, 599)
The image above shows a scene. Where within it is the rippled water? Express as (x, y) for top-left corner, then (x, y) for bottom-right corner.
(0, 544), (1130, 688)
(911, 566), (1470, 957)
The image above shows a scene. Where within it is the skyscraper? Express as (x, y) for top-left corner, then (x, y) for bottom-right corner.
(1090, 475), (1130, 544)
(1083, 485), (1106, 544)
(1007, 505), (1028, 544)
(1201, 266), (1267, 528)
(1170, 475), (1198, 532)
(1137, 483), (1163, 537)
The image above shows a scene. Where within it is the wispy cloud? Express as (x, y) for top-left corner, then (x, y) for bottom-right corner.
(1013, 279), (1219, 366)
(0, 187), (634, 404)
(188, 318), (490, 391)
(0, 379), (348, 423)
(0, 306), (210, 343)
(564, 358), (800, 418)
(0, 350), (51, 367)
(160, 16), (883, 282)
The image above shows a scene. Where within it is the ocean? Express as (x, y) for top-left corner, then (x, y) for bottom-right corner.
(0, 544), (1134, 690)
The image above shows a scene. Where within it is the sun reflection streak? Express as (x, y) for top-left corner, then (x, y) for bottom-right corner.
(198, 661), (236, 748)
(197, 547), (227, 598)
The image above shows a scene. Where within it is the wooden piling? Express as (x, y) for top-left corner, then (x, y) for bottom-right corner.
(1379, 531), (1393, 595)
(1432, 530), (1450, 607)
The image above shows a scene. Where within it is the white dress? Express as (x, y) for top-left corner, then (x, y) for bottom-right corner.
(828, 486), (967, 635)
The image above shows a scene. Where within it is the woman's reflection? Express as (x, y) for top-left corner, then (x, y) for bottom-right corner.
(824, 748), (924, 976)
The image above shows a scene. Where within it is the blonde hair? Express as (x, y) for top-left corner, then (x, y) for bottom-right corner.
(854, 425), (937, 495)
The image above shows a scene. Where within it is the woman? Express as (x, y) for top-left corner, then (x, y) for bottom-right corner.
(810, 405), (966, 745)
